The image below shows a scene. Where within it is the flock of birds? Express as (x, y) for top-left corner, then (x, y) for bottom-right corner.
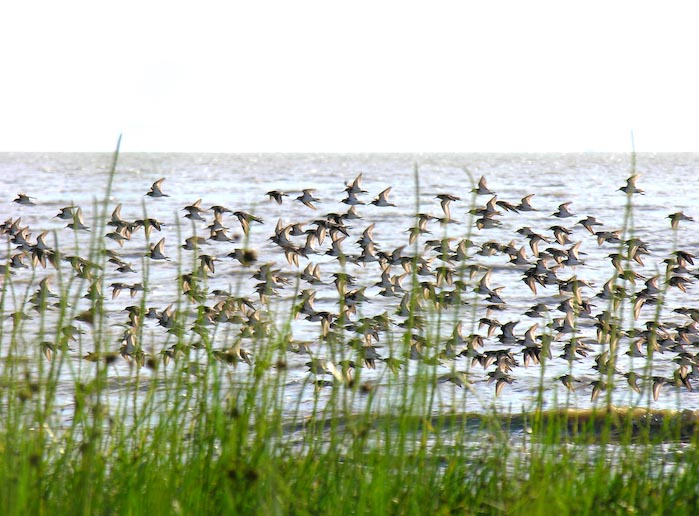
(3, 167), (699, 408)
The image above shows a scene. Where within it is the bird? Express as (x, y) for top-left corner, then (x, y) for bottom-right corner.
(619, 174), (644, 195)
(487, 368), (514, 396)
(148, 238), (169, 260)
(343, 205), (362, 220)
(438, 371), (474, 389)
(624, 372), (642, 394)
(107, 204), (130, 230)
(182, 236), (207, 250)
(66, 207), (90, 231)
(300, 262), (323, 285)
(198, 254), (216, 274)
(296, 189), (320, 209)
(517, 194), (536, 211)
(146, 178), (169, 197)
(407, 214), (433, 244)
(472, 176), (495, 195)
(558, 375), (579, 392)
(115, 262), (137, 274)
(209, 228), (238, 243)
(345, 173), (367, 194)
(211, 205), (233, 216)
(563, 242), (585, 267)
(435, 194), (460, 221)
(233, 211), (264, 236)
(577, 216), (603, 234)
(595, 230), (622, 246)
(475, 214), (501, 230)
(470, 196), (500, 218)
(652, 376), (666, 401)
(590, 380), (607, 402)
(266, 190), (288, 204)
(105, 228), (129, 247)
(183, 199), (207, 221)
(371, 187), (395, 207)
(549, 225), (573, 245)
(552, 202), (575, 218)
(355, 223), (375, 247)
(508, 246), (530, 266)
(341, 190), (365, 206)
(55, 206), (76, 219)
(475, 269), (495, 296)
(524, 303), (549, 318)
(498, 320), (519, 344)
(228, 248), (258, 267)
(668, 211), (693, 230)
(13, 193), (36, 206)
(134, 218), (165, 238)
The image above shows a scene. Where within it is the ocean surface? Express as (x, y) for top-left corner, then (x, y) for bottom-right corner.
(2, 152), (699, 424)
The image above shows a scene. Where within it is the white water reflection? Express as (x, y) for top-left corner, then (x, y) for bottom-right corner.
(2, 152), (699, 424)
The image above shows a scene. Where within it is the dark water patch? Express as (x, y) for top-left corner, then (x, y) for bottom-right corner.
(282, 405), (699, 443)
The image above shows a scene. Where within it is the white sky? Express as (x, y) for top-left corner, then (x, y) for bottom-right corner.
(1, 1), (698, 152)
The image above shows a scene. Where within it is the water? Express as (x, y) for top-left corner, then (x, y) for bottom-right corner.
(2, 152), (699, 423)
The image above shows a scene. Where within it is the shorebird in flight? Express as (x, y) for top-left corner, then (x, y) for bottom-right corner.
(13, 193), (36, 206)
(148, 238), (170, 260)
(472, 176), (495, 196)
(296, 189), (320, 210)
(146, 178), (169, 198)
(371, 187), (395, 207)
(266, 190), (288, 204)
(619, 173), (644, 195)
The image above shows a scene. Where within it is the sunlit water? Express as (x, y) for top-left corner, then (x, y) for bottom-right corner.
(2, 152), (699, 427)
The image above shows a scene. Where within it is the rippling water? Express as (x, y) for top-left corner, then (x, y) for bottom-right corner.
(2, 152), (699, 420)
